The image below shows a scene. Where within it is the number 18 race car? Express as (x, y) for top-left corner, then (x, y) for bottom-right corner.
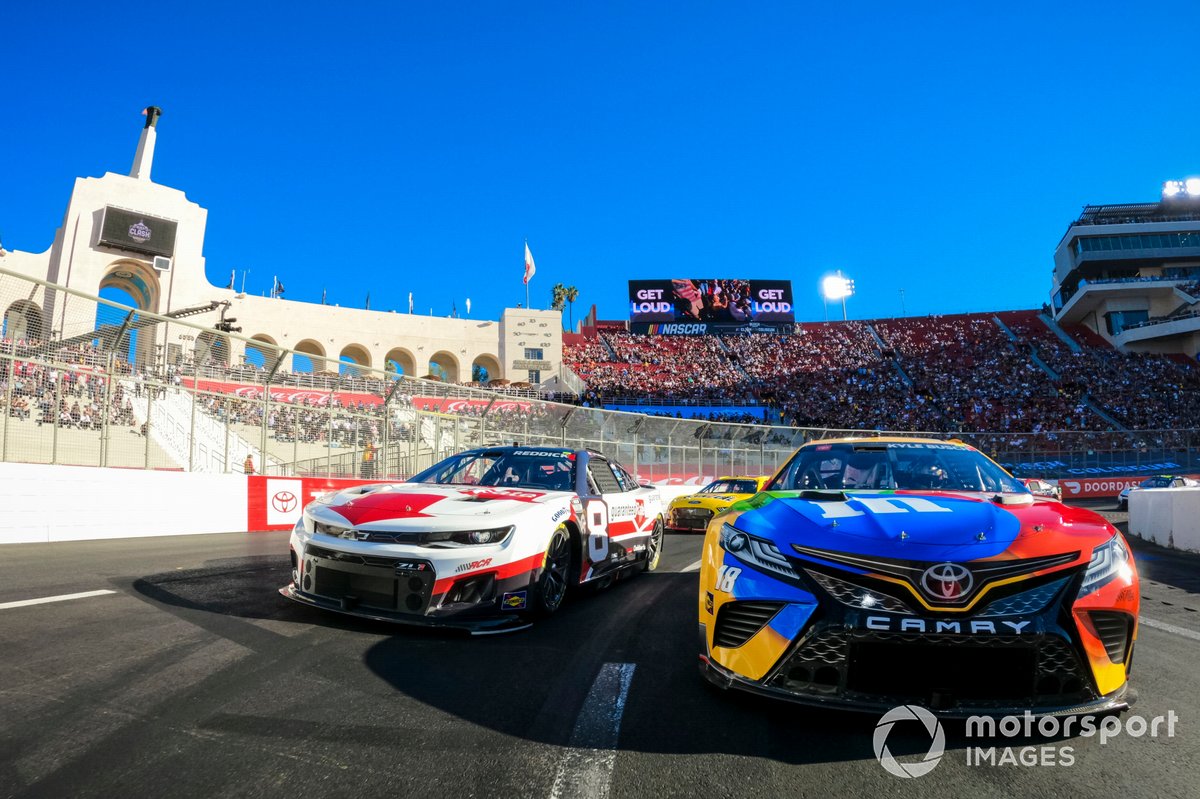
(699, 437), (1140, 717)
(282, 446), (665, 633)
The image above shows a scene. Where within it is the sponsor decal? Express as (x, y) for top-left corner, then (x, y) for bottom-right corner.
(657, 323), (708, 335)
(502, 591), (527, 610)
(551, 507), (569, 522)
(265, 478), (303, 526)
(863, 615), (1032, 634)
(455, 558), (493, 573)
(271, 490), (298, 514)
(705, 591), (714, 613)
(394, 561), (428, 574)
(634, 499), (647, 528)
(459, 487), (545, 501)
(920, 563), (974, 601)
(715, 565), (741, 593)
(128, 220), (152, 243)
(815, 496), (953, 520)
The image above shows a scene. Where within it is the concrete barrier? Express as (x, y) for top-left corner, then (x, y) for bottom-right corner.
(0, 462), (247, 544)
(1128, 487), (1200, 553)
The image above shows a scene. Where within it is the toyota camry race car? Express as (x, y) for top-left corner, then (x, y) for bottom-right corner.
(282, 446), (665, 632)
(666, 476), (770, 532)
(699, 437), (1139, 717)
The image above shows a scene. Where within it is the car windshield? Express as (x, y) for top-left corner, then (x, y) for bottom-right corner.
(769, 442), (1027, 494)
(409, 449), (576, 492)
(701, 479), (759, 494)
(1141, 477), (1171, 488)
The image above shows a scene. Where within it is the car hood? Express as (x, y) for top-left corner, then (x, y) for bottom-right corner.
(671, 493), (749, 509)
(727, 490), (1113, 562)
(312, 482), (568, 529)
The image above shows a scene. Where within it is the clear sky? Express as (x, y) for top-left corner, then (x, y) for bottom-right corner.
(3, 1), (1199, 326)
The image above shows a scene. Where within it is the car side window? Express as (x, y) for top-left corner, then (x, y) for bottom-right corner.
(613, 464), (638, 493)
(589, 460), (624, 495)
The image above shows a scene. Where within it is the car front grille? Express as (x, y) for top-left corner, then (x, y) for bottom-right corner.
(303, 544), (434, 614)
(768, 628), (1092, 707)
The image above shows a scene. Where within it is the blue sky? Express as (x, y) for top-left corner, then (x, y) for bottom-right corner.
(3, 1), (1199, 325)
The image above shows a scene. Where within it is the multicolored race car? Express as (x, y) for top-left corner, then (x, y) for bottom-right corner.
(666, 476), (771, 532)
(282, 446), (664, 633)
(698, 437), (1139, 716)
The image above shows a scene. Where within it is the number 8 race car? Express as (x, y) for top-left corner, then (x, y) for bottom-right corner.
(281, 446), (665, 633)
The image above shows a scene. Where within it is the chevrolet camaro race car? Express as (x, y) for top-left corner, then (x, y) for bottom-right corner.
(699, 437), (1140, 717)
(282, 446), (665, 632)
(666, 476), (770, 532)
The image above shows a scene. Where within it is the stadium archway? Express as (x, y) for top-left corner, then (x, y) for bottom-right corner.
(471, 353), (501, 384)
(245, 334), (281, 371)
(429, 350), (461, 383)
(292, 339), (326, 373)
(339, 343), (372, 376)
(194, 330), (230, 366)
(98, 260), (162, 365)
(385, 347), (417, 377)
(3, 299), (44, 342)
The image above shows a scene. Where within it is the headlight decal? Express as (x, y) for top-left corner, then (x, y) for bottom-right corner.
(720, 522), (799, 581)
(1077, 534), (1133, 598)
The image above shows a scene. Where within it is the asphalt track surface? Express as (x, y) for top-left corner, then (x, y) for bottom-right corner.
(2, 502), (1199, 798)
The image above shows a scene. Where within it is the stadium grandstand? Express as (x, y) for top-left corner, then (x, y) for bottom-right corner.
(1, 108), (1199, 486)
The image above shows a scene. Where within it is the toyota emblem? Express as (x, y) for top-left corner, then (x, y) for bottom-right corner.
(920, 562), (973, 600)
(272, 491), (298, 513)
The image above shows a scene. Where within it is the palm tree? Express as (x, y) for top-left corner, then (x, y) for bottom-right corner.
(564, 286), (579, 331)
(550, 283), (567, 312)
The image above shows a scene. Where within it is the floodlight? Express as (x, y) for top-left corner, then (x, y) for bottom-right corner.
(1187, 178), (1200, 196)
(1163, 180), (1185, 198)
(822, 275), (853, 301)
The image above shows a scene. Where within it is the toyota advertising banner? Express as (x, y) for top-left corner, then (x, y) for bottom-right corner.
(628, 279), (793, 333)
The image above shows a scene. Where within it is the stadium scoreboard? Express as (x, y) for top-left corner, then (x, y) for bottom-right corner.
(628, 278), (793, 334)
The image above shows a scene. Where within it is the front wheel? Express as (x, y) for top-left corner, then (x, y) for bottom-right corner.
(642, 519), (664, 572)
(528, 526), (572, 617)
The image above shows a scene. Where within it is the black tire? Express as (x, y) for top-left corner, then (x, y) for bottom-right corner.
(642, 519), (664, 572)
(529, 526), (572, 617)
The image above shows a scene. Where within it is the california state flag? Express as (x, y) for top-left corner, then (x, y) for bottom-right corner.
(523, 242), (536, 285)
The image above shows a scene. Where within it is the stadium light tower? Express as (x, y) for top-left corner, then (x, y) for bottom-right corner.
(822, 271), (855, 321)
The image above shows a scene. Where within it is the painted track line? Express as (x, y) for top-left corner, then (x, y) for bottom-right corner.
(0, 589), (117, 610)
(681, 559), (702, 573)
(548, 662), (636, 799)
(1139, 615), (1200, 643)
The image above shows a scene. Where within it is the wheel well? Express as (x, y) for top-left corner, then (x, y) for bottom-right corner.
(562, 520), (584, 581)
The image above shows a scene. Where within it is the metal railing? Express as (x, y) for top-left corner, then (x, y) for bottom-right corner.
(2, 263), (1199, 481)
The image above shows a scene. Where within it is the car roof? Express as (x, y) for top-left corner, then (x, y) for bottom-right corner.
(799, 436), (968, 448)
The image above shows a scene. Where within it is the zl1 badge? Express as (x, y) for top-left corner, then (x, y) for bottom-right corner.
(502, 591), (527, 610)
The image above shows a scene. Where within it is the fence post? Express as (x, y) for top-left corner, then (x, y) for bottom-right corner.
(143, 378), (152, 469)
(2, 353), (14, 463)
(188, 373), (198, 472)
(223, 396), (231, 474)
(51, 371), (61, 465)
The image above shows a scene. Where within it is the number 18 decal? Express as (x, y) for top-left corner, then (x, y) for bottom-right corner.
(585, 499), (609, 563)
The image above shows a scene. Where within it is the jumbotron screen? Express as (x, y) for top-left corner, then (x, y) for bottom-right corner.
(628, 279), (794, 324)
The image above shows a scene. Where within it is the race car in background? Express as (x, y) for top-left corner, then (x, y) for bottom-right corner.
(1118, 474), (1199, 510)
(666, 476), (770, 532)
(1021, 478), (1062, 501)
(699, 437), (1139, 717)
(282, 446), (664, 632)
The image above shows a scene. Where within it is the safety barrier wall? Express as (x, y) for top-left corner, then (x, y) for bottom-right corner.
(0, 462), (247, 544)
(1128, 487), (1200, 553)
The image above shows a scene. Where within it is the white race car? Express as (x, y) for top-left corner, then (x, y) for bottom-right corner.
(281, 446), (665, 632)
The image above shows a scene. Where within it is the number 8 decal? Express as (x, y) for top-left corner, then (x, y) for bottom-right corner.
(585, 499), (609, 563)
